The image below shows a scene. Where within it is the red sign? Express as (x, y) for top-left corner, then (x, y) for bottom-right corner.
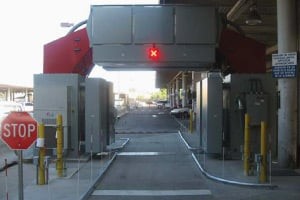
(0, 112), (38, 150)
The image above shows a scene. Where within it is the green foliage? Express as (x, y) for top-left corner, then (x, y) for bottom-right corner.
(150, 88), (167, 100)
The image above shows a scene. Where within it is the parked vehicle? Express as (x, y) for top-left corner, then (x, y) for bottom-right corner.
(155, 100), (169, 109)
(21, 102), (34, 112)
(170, 107), (190, 118)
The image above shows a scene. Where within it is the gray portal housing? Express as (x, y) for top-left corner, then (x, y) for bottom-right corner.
(85, 78), (114, 153)
(107, 81), (116, 145)
(34, 74), (85, 157)
(201, 74), (223, 154)
(34, 74), (116, 156)
(87, 5), (217, 69)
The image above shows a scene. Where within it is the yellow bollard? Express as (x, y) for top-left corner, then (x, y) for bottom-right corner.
(189, 110), (194, 133)
(38, 123), (46, 185)
(244, 113), (250, 176)
(260, 121), (267, 183)
(56, 114), (64, 177)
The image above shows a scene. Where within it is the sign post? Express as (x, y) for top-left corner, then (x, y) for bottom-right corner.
(0, 112), (38, 200)
(18, 150), (23, 200)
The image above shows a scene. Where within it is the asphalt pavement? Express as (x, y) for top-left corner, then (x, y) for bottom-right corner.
(115, 107), (179, 134)
(88, 133), (213, 200)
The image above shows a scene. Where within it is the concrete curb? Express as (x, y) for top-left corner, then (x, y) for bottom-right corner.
(80, 153), (117, 200)
(80, 137), (130, 199)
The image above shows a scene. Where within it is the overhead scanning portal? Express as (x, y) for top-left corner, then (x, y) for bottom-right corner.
(87, 5), (218, 70)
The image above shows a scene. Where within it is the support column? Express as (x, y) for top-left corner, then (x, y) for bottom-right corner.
(172, 81), (176, 108)
(175, 78), (180, 108)
(191, 71), (196, 111)
(277, 0), (298, 168)
(25, 89), (29, 102)
(7, 88), (11, 101)
(182, 72), (187, 107)
(168, 84), (172, 107)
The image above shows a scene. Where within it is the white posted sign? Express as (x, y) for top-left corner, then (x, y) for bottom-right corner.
(272, 52), (297, 78)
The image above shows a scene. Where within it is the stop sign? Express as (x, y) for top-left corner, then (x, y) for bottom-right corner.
(0, 112), (38, 150)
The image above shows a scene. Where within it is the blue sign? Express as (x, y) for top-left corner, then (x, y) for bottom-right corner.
(272, 65), (297, 78)
(272, 52), (297, 78)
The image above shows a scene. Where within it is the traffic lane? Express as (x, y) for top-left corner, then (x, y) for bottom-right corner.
(95, 155), (209, 190)
(88, 195), (213, 200)
(115, 109), (179, 134)
(117, 133), (190, 154)
(89, 154), (213, 200)
(88, 132), (213, 200)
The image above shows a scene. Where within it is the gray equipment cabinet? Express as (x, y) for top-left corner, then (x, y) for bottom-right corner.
(34, 74), (85, 157)
(85, 78), (108, 153)
(225, 74), (276, 159)
(196, 81), (202, 148)
(201, 74), (223, 154)
(107, 81), (115, 145)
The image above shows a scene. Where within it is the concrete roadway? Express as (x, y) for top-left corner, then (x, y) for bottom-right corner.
(88, 133), (213, 200)
(89, 106), (213, 199)
(89, 107), (300, 200)
(115, 107), (180, 134)
(1, 107), (299, 199)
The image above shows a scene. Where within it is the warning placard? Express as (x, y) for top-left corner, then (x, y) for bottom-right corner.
(272, 52), (297, 78)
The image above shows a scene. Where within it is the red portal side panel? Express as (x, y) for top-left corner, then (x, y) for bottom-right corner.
(43, 28), (94, 77)
(219, 28), (266, 73)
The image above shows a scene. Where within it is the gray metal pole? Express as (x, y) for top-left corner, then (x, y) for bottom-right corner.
(182, 72), (187, 107)
(18, 150), (24, 200)
(191, 71), (196, 111)
(167, 84), (170, 105)
(176, 78), (180, 107)
(277, 0), (297, 168)
(172, 81), (175, 108)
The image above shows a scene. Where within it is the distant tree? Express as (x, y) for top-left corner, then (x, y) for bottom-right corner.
(137, 95), (146, 101)
(150, 89), (167, 100)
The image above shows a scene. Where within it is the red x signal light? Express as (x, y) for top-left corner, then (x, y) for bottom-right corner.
(148, 46), (160, 61)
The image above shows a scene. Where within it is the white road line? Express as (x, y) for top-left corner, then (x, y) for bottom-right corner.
(117, 152), (175, 156)
(92, 189), (212, 196)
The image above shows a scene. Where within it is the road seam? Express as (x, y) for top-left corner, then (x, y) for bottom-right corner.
(92, 189), (212, 196)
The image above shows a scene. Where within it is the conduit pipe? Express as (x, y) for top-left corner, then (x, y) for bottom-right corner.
(67, 20), (87, 35)
(178, 131), (202, 151)
(178, 130), (277, 189)
(227, 0), (253, 22)
(191, 153), (277, 189)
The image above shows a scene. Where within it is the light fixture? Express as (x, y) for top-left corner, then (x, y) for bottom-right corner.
(60, 22), (74, 28)
(148, 44), (160, 61)
(245, 4), (262, 25)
